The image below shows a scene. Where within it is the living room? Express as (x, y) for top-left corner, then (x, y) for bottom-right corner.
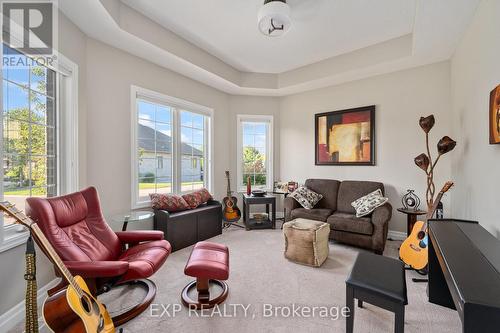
(0, 0), (499, 332)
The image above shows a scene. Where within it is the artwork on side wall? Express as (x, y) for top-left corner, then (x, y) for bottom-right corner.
(315, 105), (375, 165)
(490, 84), (500, 144)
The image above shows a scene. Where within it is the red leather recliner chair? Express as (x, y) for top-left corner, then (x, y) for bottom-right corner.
(26, 186), (171, 325)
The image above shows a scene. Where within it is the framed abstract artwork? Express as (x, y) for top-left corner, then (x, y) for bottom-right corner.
(490, 84), (500, 144)
(315, 106), (375, 165)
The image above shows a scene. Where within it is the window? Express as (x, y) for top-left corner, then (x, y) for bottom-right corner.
(1, 45), (78, 250)
(237, 115), (273, 191)
(132, 86), (212, 208)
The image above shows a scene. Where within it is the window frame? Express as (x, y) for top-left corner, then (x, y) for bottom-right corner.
(131, 86), (214, 209)
(236, 114), (274, 192)
(0, 50), (79, 252)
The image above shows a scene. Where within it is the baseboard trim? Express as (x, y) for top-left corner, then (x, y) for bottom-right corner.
(0, 278), (59, 333)
(388, 230), (407, 241)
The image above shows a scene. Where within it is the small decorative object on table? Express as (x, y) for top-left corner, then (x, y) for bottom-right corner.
(273, 181), (289, 194)
(252, 213), (268, 224)
(401, 189), (420, 210)
(251, 189), (266, 197)
(246, 176), (252, 196)
(287, 181), (298, 193)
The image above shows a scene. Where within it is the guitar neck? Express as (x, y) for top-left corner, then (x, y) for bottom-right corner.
(421, 192), (445, 231)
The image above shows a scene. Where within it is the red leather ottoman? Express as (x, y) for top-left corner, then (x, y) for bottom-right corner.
(181, 241), (229, 309)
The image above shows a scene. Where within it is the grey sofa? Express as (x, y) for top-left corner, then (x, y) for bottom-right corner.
(284, 179), (392, 254)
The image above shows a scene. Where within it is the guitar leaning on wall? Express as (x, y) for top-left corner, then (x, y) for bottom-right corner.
(0, 201), (115, 333)
(399, 181), (454, 270)
(222, 171), (241, 223)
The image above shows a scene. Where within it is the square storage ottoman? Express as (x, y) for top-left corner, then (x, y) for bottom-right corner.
(283, 218), (330, 267)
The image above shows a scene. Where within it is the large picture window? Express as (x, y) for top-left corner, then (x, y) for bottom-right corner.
(1, 45), (78, 250)
(237, 115), (273, 191)
(3, 46), (56, 225)
(132, 87), (212, 207)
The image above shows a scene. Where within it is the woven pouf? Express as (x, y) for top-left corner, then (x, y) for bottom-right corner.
(283, 218), (330, 267)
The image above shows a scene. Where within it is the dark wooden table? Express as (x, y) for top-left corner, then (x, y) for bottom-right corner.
(397, 208), (427, 236)
(242, 194), (276, 230)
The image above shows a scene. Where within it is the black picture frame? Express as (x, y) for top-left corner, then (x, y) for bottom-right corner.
(315, 105), (376, 166)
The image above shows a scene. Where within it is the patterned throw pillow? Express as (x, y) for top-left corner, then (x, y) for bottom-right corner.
(289, 186), (323, 209)
(182, 188), (213, 209)
(149, 193), (191, 212)
(351, 189), (389, 218)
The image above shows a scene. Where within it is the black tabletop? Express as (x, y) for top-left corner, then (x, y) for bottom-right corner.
(397, 208), (427, 215)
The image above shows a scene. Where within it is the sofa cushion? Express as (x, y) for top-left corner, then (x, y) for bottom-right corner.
(304, 179), (341, 210)
(291, 208), (333, 222)
(289, 186), (323, 209)
(327, 212), (374, 235)
(150, 193), (190, 212)
(182, 188), (213, 209)
(351, 189), (389, 217)
(337, 181), (385, 214)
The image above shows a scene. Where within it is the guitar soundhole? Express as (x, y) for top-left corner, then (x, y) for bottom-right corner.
(417, 231), (426, 240)
(81, 295), (92, 313)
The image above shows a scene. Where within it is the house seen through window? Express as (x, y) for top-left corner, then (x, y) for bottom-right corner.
(134, 91), (211, 206)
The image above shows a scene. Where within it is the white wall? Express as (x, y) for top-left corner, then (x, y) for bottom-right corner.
(280, 62), (453, 233)
(85, 38), (231, 230)
(450, 0), (500, 237)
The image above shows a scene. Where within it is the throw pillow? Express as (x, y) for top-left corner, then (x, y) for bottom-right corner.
(149, 193), (190, 212)
(351, 189), (389, 217)
(289, 186), (323, 209)
(182, 188), (213, 209)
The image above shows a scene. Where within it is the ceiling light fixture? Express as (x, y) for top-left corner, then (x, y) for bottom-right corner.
(257, 0), (291, 37)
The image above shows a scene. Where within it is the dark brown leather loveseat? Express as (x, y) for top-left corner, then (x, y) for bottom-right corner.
(284, 179), (392, 254)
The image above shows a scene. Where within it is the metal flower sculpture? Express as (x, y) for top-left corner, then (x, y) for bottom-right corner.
(414, 115), (456, 209)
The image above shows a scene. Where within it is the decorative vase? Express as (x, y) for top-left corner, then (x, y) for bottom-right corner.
(401, 189), (420, 211)
(246, 176), (251, 195)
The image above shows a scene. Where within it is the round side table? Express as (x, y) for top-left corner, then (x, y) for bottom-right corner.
(112, 211), (154, 231)
(397, 208), (427, 236)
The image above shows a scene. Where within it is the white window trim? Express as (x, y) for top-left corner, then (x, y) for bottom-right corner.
(0, 51), (79, 252)
(236, 114), (274, 192)
(131, 85), (214, 209)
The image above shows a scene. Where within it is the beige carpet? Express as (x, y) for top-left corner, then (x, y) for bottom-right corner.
(116, 227), (460, 333)
(9, 227), (461, 332)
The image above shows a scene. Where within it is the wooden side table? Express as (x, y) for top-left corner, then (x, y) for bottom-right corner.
(242, 194), (276, 230)
(397, 208), (427, 236)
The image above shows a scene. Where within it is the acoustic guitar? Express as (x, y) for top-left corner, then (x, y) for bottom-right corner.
(399, 181), (454, 270)
(0, 201), (115, 333)
(222, 171), (241, 222)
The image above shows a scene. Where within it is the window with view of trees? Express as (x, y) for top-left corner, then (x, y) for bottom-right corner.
(133, 88), (212, 207)
(237, 115), (273, 191)
(2, 45), (57, 226)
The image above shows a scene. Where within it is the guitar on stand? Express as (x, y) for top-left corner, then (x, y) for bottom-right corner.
(0, 201), (115, 333)
(399, 181), (454, 281)
(222, 171), (243, 228)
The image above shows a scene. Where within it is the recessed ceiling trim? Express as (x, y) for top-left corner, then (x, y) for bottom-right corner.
(58, 0), (481, 96)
